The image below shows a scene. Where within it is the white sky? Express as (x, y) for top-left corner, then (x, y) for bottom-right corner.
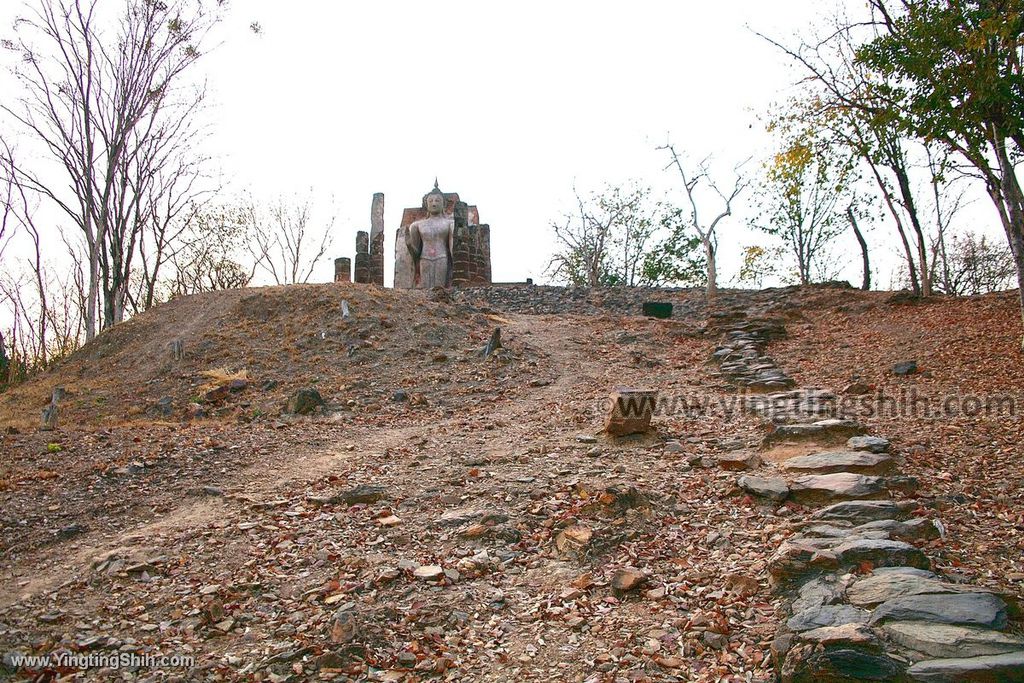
(0, 0), (1007, 289)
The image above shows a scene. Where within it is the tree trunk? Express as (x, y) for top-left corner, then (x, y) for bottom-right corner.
(704, 239), (717, 298)
(847, 207), (871, 290)
(893, 163), (931, 297)
(865, 157), (920, 294)
(990, 134), (1024, 349)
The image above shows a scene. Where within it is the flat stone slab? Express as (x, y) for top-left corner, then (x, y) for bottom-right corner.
(832, 539), (931, 572)
(872, 566), (939, 579)
(766, 419), (864, 443)
(802, 524), (892, 541)
(789, 473), (888, 503)
(787, 604), (870, 632)
(857, 518), (943, 543)
(738, 474), (789, 501)
(792, 575), (849, 613)
(847, 572), (963, 608)
(907, 651), (1024, 682)
(870, 592), (1008, 629)
(810, 500), (908, 525)
(799, 622), (878, 646)
(848, 435), (891, 453)
(884, 621), (1024, 659)
(782, 450), (896, 475)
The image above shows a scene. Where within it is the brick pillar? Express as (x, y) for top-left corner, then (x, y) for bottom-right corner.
(476, 224), (491, 285)
(334, 257), (351, 283)
(466, 225), (480, 284)
(354, 231), (370, 284)
(451, 202), (472, 287)
(451, 224), (472, 286)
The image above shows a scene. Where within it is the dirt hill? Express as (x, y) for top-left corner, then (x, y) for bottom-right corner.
(0, 282), (1021, 682)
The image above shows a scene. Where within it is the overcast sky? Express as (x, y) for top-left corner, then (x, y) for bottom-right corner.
(202, 0), (835, 285)
(1, 1), (1004, 288)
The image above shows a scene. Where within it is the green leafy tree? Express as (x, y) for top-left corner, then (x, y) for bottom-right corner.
(755, 126), (854, 284)
(735, 244), (786, 288)
(857, 0), (1024, 343)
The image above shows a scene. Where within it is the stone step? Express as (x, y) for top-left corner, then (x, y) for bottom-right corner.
(782, 450), (896, 475)
(870, 592), (1009, 629)
(906, 650), (1024, 682)
(848, 571), (987, 608)
(883, 621), (1024, 660)
(808, 500), (913, 525)
(789, 472), (889, 504)
(764, 419), (865, 445)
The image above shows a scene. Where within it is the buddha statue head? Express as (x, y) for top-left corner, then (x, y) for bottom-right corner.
(423, 180), (446, 216)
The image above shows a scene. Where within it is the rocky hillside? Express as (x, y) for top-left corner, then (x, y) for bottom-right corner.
(0, 282), (1021, 682)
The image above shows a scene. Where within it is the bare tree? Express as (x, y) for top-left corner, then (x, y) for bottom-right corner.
(245, 194), (335, 285)
(168, 204), (253, 296)
(547, 184), (646, 286)
(658, 143), (749, 298)
(1, 0), (222, 340)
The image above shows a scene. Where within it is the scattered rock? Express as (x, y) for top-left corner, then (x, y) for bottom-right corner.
(413, 565), (444, 581)
(842, 382), (872, 395)
(554, 525), (593, 559)
(610, 567), (646, 592)
(604, 387), (658, 436)
(285, 388), (325, 415)
(337, 484), (386, 505)
(893, 360), (918, 376)
(702, 631), (728, 649)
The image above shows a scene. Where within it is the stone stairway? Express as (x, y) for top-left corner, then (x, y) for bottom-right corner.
(709, 313), (1024, 682)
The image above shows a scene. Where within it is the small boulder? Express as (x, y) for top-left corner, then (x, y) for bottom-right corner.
(611, 567), (647, 592)
(285, 388), (325, 415)
(893, 360), (918, 376)
(842, 381), (872, 396)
